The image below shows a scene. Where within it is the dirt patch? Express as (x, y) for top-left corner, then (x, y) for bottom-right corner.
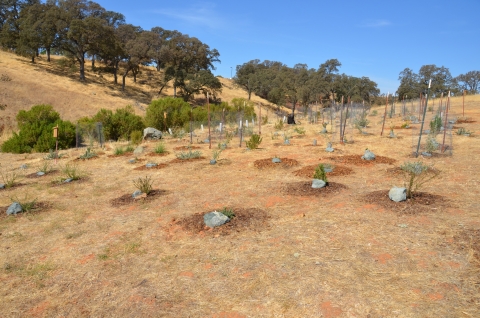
(393, 126), (412, 129)
(293, 165), (354, 178)
(74, 156), (100, 161)
(454, 228), (480, 268)
(328, 155), (396, 166)
(146, 152), (169, 157)
(281, 182), (347, 196)
(361, 190), (451, 214)
(456, 118), (476, 124)
(110, 189), (167, 207)
(173, 146), (201, 151)
(25, 170), (59, 178)
(133, 163), (169, 171)
(254, 158), (299, 169)
(50, 177), (89, 187)
(170, 157), (206, 164)
(174, 207), (270, 236)
(107, 152), (134, 158)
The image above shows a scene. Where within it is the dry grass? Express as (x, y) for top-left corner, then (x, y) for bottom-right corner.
(1, 51), (480, 316)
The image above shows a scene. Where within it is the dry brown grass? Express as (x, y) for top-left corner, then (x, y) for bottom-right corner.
(1, 51), (480, 316)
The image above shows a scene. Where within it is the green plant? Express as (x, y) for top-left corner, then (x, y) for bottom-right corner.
(262, 115), (268, 125)
(425, 136), (439, 153)
(10, 194), (37, 212)
(38, 161), (53, 174)
(130, 130), (143, 145)
(274, 119), (284, 130)
(125, 144), (135, 152)
(212, 149), (223, 160)
(313, 164), (328, 183)
(61, 163), (82, 181)
(92, 105), (145, 141)
(114, 147), (125, 155)
(79, 147), (97, 159)
(154, 143), (166, 154)
(246, 133), (263, 149)
(133, 175), (153, 195)
(171, 128), (186, 139)
(400, 161), (439, 198)
(294, 126), (306, 135)
(219, 207), (235, 219)
(44, 149), (64, 160)
(369, 110), (378, 116)
(0, 165), (18, 188)
(429, 115), (442, 135)
(401, 121), (410, 129)
(176, 150), (202, 160)
(456, 127), (473, 136)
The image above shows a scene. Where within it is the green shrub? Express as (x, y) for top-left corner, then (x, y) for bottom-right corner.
(92, 106), (144, 141)
(246, 133), (262, 149)
(0, 165), (18, 188)
(176, 150), (202, 160)
(400, 161), (439, 198)
(219, 207), (235, 219)
(114, 147), (125, 155)
(61, 163), (82, 181)
(10, 194), (37, 212)
(130, 130), (143, 145)
(125, 145), (135, 152)
(274, 119), (284, 130)
(79, 147), (97, 160)
(313, 164), (328, 183)
(294, 126), (306, 135)
(154, 143), (166, 154)
(133, 175), (153, 195)
(145, 97), (192, 131)
(1, 105), (75, 153)
(429, 115), (442, 135)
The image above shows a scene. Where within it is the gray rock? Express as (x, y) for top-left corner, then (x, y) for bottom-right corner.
(145, 163), (157, 168)
(0, 183), (5, 189)
(133, 146), (144, 155)
(312, 179), (326, 189)
(64, 178), (73, 183)
(132, 190), (143, 198)
(321, 128), (327, 133)
(389, 187), (407, 202)
(389, 131), (395, 138)
(272, 157), (281, 163)
(421, 152), (432, 157)
(143, 127), (162, 140)
(7, 202), (22, 215)
(36, 171), (45, 176)
(210, 159), (217, 165)
(204, 211), (230, 228)
(284, 139), (290, 145)
(204, 139), (210, 143)
(313, 139), (317, 146)
(325, 147), (334, 153)
(323, 166), (333, 173)
(128, 159), (136, 164)
(20, 164), (27, 170)
(362, 149), (376, 160)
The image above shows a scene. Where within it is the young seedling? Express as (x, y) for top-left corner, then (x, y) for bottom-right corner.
(246, 133), (262, 150)
(313, 164), (328, 183)
(133, 175), (153, 195)
(400, 161), (439, 198)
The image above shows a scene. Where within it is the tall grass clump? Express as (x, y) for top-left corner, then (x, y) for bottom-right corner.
(133, 175), (153, 195)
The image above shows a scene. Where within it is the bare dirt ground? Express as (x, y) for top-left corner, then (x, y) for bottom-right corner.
(1, 52), (480, 317)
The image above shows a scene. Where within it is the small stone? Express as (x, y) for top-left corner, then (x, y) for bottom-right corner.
(145, 163), (157, 168)
(0, 184), (5, 189)
(210, 159), (217, 165)
(204, 139), (210, 143)
(284, 139), (290, 145)
(204, 211), (230, 228)
(64, 178), (73, 183)
(325, 146), (334, 153)
(313, 139), (317, 146)
(20, 164), (27, 170)
(398, 224), (408, 228)
(389, 187), (407, 202)
(294, 253), (300, 258)
(6, 202), (22, 215)
(361, 149), (375, 160)
(133, 146), (144, 155)
(321, 128), (327, 133)
(323, 166), (333, 173)
(389, 131), (395, 138)
(272, 157), (281, 163)
(36, 171), (45, 176)
(312, 179), (326, 189)
(421, 152), (432, 157)
(132, 190), (143, 198)
(128, 159), (136, 164)
(315, 261), (321, 265)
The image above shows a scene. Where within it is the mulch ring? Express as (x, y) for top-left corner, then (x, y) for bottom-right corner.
(173, 208), (270, 236)
(281, 182), (347, 196)
(50, 177), (89, 187)
(146, 152), (169, 157)
(25, 170), (59, 178)
(328, 155), (396, 166)
(173, 146), (201, 151)
(361, 190), (451, 214)
(170, 157), (206, 164)
(74, 156), (100, 161)
(293, 164), (354, 178)
(457, 119), (476, 124)
(254, 158), (299, 169)
(0, 201), (52, 220)
(110, 189), (167, 207)
(0, 183), (27, 191)
(133, 163), (168, 171)
(385, 166), (441, 177)
(107, 152), (134, 158)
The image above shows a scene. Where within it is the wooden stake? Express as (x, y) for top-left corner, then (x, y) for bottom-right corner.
(258, 103), (261, 135)
(463, 89), (465, 117)
(442, 90), (451, 153)
(207, 92), (211, 149)
(380, 93), (389, 136)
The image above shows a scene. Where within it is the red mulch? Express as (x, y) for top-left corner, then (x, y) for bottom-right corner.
(457, 119), (476, 124)
(328, 155), (396, 166)
(293, 165), (354, 178)
(146, 152), (169, 157)
(361, 190), (452, 214)
(133, 163), (169, 171)
(281, 181), (347, 196)
(173, 207), (270, 236)
(110, 189), (167, 207)
(254, 158), (299, 169)
(107, 152), (134, 158)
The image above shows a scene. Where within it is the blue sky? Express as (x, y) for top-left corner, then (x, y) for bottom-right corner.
(96, 0), (479, 94)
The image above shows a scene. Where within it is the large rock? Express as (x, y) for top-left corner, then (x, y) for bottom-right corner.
(312, 179), (326, 189)
(361, 149), (375, 160)
(143, 127), (162, 140)
(7, 202), (22, 215)
(272, 157), (281, 163)
(389, 187), (407, 202)
(204, 211), (230, 228)
(0, 183), (5, 189)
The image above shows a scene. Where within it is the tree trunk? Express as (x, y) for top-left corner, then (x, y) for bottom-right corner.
(113, 60), (119, 84)
(31, 55), (35, 63)
(248, 90), (252, 100)
(91, 55), (95, 69)
(173, 85), (177, 98)
(46, 47), (51, 62)
(122, 67), (130, 91)
(79, 54), (86, 81)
